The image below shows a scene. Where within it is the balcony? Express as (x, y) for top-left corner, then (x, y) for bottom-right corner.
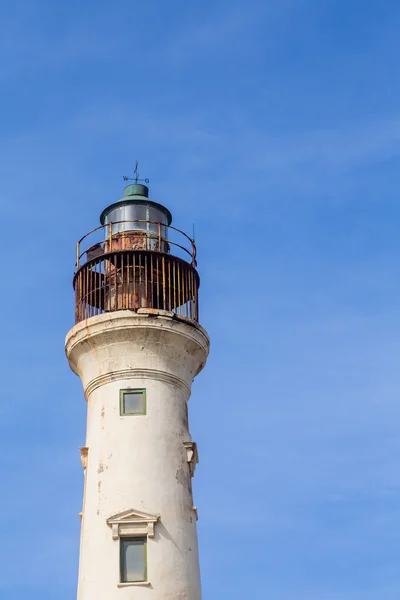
(73, 220), (199, 324)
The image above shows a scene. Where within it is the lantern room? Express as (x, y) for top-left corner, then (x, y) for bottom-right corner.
(100, 183), (172, 253)
(73, 182), (199, 324)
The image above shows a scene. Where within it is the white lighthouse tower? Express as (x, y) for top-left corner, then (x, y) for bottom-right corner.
(65, 177), (209, 599)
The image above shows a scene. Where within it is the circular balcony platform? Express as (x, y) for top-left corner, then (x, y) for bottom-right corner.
(73, 220), (199, 324)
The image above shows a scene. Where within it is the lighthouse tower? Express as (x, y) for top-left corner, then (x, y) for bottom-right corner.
(65, 178), (209, 599)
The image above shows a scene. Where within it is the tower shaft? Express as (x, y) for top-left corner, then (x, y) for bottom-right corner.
(66, 311), (208, 599)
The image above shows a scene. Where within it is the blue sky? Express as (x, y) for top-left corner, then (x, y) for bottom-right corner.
(0, 0), (400, 598)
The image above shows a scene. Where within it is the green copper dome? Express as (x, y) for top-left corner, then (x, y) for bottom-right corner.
(100, 183), (172, 225)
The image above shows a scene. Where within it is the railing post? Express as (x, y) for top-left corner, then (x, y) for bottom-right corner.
(76, 241), (80, 269)
(109, 223), (113, 252)
(158, 222), (161, 251)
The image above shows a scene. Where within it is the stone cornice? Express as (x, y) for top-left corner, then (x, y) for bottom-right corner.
(84, 367), (190, 399)
(107, 508), (161, 540)
(65, 309), (210, 358)
(65, 310), (209, 395)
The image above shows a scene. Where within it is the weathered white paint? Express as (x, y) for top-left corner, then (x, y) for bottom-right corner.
(65, 309), (209, 600)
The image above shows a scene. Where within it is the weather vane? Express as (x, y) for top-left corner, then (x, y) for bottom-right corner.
(123, 160), (149, 184)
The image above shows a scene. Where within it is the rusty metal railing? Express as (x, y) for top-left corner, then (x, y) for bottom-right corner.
(76, 220), (196, 269)
(73, 220), (200, 324)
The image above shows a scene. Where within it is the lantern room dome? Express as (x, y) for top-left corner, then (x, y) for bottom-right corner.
(100, 183), (172, 227)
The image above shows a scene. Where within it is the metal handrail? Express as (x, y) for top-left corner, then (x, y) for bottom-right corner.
(75, 219), (197, 269)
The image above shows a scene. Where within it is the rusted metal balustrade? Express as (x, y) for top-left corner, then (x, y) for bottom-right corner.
(73, 220), (199, 324)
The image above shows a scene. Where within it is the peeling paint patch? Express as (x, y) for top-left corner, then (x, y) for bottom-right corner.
(175, 466), (190, 489)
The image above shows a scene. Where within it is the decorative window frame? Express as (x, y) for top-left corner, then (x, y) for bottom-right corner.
(119, 388), (147, 416)
(107, 508), (160, 541)
(183, 441), (199, 477)
(107, 509), (160, 588)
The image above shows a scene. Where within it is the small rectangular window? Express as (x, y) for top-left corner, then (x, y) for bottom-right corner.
(120, 389), (146, 416)
(120, 537), (147, 583)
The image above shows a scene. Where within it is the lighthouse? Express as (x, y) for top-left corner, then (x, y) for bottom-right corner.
(65, 177), (210, 599)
